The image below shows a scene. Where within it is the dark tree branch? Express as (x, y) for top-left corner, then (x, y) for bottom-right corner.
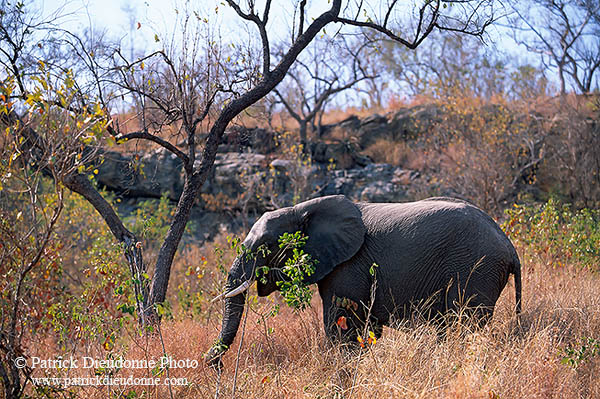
(274, 89), (302, 123)
(225, 0), (271, 76)
(110, 129), (192, 172)
(384, 0), (399, 27)
(298, 0), (307, 39)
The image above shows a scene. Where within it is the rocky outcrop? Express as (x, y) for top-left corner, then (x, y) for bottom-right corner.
(96, 149), (185, 200)
(387, 104), (441, 140)
(96, 150), (267, 201)
(309, 141), (372, 169)
(96, 147), (423, 212)
(218, 126), (277, 154)
(318, 104), (441, 149)
(200, 152), (267, 201)
(318, 164), (421, 203)
(93, 105), (448, 241)
(94, 104), (443, 205)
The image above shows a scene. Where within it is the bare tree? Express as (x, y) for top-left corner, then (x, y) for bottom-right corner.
(1, 0), (498, 332)
(510, 0), (600, 94)
(377, 31), (511, 98)
(273, 35), (377, 146)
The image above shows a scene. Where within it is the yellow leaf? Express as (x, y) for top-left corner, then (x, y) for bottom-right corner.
(103, 334), (115, 351)
(357, 335), (365, 348)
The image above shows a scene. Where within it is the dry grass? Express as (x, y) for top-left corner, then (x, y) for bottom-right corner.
(37, 248), (600, 399)
(362, 138), (430, 170)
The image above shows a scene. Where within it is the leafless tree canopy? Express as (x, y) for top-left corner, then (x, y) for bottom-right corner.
(510, 0), (600, 94)
(272, 35), (378, 144)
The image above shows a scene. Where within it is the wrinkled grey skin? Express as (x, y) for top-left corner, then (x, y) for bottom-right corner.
(206, 195), (521, 368)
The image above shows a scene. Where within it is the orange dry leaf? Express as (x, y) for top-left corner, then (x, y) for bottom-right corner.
(336, 316), (348, 330)
(357, 335), (365, 348)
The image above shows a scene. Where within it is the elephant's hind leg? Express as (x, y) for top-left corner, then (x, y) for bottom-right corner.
(444, 284), (496, 329)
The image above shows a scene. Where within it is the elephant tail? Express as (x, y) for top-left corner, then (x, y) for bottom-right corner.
(512, 257), (522, 316)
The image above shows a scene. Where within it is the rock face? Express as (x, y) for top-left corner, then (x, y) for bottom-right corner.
(200, 152), (267, 201)
(318, 104), (441, 150)
(97, 148), (422, 212)
(387, 104), (441, 140)
(309, 141), (372, 169)
(318, 164), (421, 203)
(97, 150), (268, 201)
(96, 149), (185, 200)
(94, 105), (440, 240)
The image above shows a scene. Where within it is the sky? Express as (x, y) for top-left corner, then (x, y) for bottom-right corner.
(34, 0), (579, 96)
(38, 0), (330, 51)
(38, 0), (515, 53)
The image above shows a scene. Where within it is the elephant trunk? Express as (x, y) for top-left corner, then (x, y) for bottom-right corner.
(218, 289), (247, 347)
(206, 256), (253, 368)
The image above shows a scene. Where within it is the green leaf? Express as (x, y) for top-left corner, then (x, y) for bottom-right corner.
(369, 263), (379, 276)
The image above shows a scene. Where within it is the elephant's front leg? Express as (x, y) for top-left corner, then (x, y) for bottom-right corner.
(321, 293), (381, 348)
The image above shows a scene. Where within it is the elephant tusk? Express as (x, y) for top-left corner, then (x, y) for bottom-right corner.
(224, 280), (252, 298)
(211, 292), (226, 303)
(211, 280), (252, 303)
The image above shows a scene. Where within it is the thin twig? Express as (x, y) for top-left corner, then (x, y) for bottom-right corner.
(156, 323), (175, 399)
(214, 366), (222, 399)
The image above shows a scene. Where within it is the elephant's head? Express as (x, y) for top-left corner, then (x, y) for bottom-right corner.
(205, 195), (365, 368)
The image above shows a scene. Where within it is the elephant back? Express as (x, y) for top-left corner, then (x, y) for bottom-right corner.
(356, 198), (517, 316)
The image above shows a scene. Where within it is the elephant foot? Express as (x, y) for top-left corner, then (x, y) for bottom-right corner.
(204, 345), (225, 372)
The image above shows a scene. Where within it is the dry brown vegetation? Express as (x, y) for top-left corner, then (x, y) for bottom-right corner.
(6, 91), (599, 398)
(3, 1), (600, 397)
(24, 235), (599, 399)
(192, 262), (599, 399)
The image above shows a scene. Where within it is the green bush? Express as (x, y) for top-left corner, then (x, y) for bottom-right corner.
(503, 198), (600, 269)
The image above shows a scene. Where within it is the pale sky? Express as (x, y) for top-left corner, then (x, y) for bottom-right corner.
(38, 0), (330, 51)
(35, 0), (556, 95)
(38, 0), (514, 52)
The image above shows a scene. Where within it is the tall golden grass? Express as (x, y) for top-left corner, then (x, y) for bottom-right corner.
(44, 245), (599, 399)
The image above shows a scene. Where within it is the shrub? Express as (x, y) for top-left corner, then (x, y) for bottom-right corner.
(503, 198), (600, 269)
(422, 94), (545, 214)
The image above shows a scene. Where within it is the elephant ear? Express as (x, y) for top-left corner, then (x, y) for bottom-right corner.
(294, 195), (366, 284)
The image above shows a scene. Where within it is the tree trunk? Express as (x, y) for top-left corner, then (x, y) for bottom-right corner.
(148, 173), (202, 309)
(299, 120), (308, 148)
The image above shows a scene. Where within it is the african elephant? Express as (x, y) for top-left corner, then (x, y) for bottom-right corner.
(206, 195), (521, 366)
